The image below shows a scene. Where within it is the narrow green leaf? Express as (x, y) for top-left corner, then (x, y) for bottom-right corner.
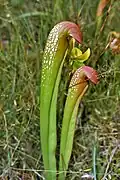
(59, 69), (88, 180)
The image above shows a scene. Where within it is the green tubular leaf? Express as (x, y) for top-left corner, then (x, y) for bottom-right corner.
(40, 33), (68, 179)
(48, 46), (68, 179)
(40, 21), (82, 179)
(59, 69), (88, 180)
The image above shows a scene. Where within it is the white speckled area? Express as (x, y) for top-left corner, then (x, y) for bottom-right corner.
(41, 23), (63, 86)
(69, 68), (86, 98)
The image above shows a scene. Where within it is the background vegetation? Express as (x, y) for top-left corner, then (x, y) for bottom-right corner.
(0, 0), (120, 179)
